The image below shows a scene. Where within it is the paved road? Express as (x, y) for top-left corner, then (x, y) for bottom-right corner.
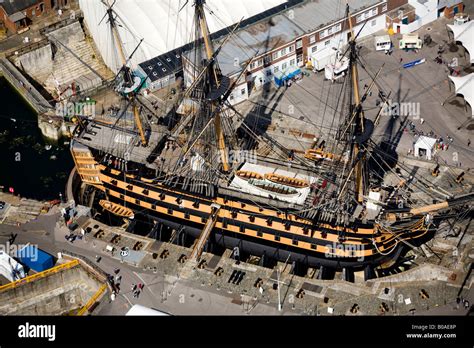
(0, 210), (294, 316)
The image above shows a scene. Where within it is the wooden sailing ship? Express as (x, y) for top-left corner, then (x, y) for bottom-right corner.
(69, 0), (473, 280)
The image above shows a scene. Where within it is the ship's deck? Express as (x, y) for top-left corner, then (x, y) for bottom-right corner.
(77, 120), (168, 166)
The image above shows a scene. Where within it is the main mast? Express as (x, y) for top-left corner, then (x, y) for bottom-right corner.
(347, 5), (365, 204)
(194, 0), (230, 172)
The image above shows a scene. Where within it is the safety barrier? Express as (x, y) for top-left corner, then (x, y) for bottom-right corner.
(77, 284), (107, 316)
(0, 260), (80, 292)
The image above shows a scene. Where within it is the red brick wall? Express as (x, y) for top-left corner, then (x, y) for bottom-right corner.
(0, 1), (53, 34)
(0, 7), (17, 33)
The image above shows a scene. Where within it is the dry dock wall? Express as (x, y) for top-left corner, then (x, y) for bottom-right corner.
(0, 265), (103, 315)
(0, 57), (53, 115)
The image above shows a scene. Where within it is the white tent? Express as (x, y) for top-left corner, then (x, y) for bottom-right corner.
(414, 136), (437, 161)
(447, 21), (474, 64)
(449, 73), (474, 116)
(79, 0), (287, 73)
(126, 304), (170, 316)
(0, 251), (25, 282)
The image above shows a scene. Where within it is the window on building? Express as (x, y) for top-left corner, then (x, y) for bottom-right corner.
(282, 62), (287, 70)
(229, 94), (234, 100)
(319, 30), (327, 39)
(250, 62), (256, 70)
(266, 70), (272, 76)
(264, 55), (271, 64)
(288, 45), (294, 52)
(309, 35), (316, 44)
(311, 46), (317, 53)
(356, 14), (363, 23)
(382, 4), (387, 12)
(371, 8), (378, 16)
(272, 51), (279, 60)
(325, 40), (330, 46)
(334, 23), (341, 32)
(241, 88), (246, 95)
(327, 27), (333, 35)
(39, 3), (44, 12)
(273, 66), (279, 73)
(257, 59), (263, 66)
(290, 59), (295, 66)
(371, 19), (377, 27)
(296, 39), (302, 49)
(280, 48), (286, 56)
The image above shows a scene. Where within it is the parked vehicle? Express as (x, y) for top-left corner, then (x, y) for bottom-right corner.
(17, 245), (54, 272)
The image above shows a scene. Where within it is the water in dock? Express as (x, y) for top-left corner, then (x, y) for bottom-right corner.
(0, 77), (73, 200)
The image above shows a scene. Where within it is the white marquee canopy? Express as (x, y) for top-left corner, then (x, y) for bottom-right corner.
(447, 21), (474, 64)
(79, 0), (287, 73)
(449, 73), (474, 116)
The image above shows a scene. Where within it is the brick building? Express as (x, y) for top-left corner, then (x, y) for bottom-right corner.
(0, 0), (71, 34)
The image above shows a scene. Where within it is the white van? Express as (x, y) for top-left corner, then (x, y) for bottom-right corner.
(399, 34), (422, 50)
(375, 35), (392, 51)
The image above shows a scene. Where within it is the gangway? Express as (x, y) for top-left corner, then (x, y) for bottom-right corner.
(189, 204), (221, 261)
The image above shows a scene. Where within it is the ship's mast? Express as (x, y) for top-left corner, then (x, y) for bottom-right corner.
(347, 5), (365, 203)
(102, 0), (147, 147)
(194, 0), (230, 172)
(103, 0), (127, 67)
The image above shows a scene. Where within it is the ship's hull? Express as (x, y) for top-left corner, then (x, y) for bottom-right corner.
(70, 140), (432, 273)
(134, 207), (403, 270)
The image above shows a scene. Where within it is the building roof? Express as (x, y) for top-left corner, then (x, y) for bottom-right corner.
(193, 0), (381, 77)
(447, 21), (474, 64)
(8, 11), (26, 22)
(386, 4), (415, 19)
(449, 73), (474, 116)
(438, 0), (463, 9)
(0, 0), (39, 15)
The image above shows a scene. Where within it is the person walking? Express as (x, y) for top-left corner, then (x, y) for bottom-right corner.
(131, 283), (137, 292)
(468, 139), (471, 147)
(420, 118), (424, 125)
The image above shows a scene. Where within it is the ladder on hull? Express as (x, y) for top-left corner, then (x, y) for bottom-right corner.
(189, 204), (221, 262)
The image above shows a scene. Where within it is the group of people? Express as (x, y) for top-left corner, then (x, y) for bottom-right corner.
(108, 268), (145, 302)
(435, 135), (454, 151)
(131, 283), (145, 298)
(456, 296), (470, 311)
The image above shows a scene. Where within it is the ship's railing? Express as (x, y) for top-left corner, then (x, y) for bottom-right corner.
(0, 260), (80, 292)
(60, 250), (111, 316)
(77, 284), (107, 316)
